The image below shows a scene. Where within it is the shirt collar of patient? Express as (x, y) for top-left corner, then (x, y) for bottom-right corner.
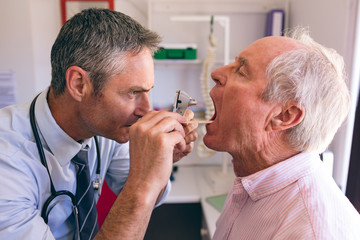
(238, 152), (321, 201)
(34, 88), (92, 166)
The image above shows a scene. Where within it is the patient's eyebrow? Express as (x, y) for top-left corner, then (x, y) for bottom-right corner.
(236, 57), (248, 67)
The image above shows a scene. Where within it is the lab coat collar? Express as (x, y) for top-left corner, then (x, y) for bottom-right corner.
(34, 88), (92, 166)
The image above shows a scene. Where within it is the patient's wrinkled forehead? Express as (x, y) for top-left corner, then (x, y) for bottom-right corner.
(250, 36), (303, 60)
(237, 36), (305, 74)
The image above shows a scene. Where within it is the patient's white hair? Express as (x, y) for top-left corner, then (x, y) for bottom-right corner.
(261, 27), (350, 153)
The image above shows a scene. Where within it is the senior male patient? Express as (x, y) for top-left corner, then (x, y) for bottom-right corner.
(203, 28), (360, 239)
(0, 8), (198, 240)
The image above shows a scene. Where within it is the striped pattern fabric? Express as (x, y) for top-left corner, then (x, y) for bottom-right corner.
(72, 148), (99, 239)
(213, 152), (360, 240)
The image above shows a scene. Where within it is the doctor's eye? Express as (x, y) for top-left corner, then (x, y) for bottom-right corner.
(128, 91), (139, 98)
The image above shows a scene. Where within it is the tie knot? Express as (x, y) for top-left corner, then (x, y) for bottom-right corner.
(72, 149), (88, 166)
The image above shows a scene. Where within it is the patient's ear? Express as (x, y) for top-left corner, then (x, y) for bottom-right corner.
(65, 66), (91, 102)
(269, 102), (305, 131)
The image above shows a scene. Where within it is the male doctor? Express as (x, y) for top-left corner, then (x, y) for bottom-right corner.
(0, 8), (198, 240)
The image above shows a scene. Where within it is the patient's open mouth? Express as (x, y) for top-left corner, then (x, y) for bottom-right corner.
(211, 112), (216, 121)
(210, 102), (217, 121)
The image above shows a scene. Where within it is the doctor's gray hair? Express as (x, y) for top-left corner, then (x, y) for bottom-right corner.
(50, 8), (161, 97)
(261, 27), (350, 153)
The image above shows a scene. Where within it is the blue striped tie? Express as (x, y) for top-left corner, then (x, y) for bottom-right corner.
(72, 148), (99, 239)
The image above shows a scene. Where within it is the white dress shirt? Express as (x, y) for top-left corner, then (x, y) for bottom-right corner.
(213, 152), (360, 240)
(0, 89), (170, 239)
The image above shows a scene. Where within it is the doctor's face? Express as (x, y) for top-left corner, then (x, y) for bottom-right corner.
(81, 49), (154, 143)
(204, 37), (293, 159)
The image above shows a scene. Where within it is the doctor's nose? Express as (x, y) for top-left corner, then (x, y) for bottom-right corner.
(135, 93), (151, 117)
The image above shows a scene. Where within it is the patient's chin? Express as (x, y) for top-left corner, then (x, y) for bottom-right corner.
(203, 134), (218, 151)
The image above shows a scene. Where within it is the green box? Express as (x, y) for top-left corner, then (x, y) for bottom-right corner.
(154, 44), (197, 60)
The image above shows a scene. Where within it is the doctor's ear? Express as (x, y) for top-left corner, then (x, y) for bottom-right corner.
(65, 66), (91, 102)
(268, 102), (305, 131)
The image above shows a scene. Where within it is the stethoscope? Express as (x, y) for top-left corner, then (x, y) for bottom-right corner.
(29, 94), (101, 239)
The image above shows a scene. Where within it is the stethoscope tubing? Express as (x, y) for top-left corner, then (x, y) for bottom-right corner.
(29, 93), (101, 239)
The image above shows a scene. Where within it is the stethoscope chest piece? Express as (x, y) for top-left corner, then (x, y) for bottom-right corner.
(93, 174), (102, 195)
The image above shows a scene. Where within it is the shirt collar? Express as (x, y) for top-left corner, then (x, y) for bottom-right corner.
(238, 152), (322, 201)
(33, 88), (92, 166)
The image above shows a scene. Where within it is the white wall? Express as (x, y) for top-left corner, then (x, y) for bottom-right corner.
(115, 0), (147, 26)
(0, 0), (36, 103)
(29, 0), (62, 96)
(289, 0), (359, 191)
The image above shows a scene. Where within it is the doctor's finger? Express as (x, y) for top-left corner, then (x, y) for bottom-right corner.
(183, 141), (194, 155)
(166, 130), (187, 150)
(183, 120), (198, 135)
(184, 130), (198, 144)
(183, 109), (195, 121)
(151, 116), (186, 137)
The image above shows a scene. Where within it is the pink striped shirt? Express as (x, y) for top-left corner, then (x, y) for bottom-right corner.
(213, 152), (360, 240)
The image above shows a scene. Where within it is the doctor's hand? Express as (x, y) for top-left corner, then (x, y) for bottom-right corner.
(128, 111), (187, 194)
(173, 109), (198, 163)
(97, 111), (188, 240)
